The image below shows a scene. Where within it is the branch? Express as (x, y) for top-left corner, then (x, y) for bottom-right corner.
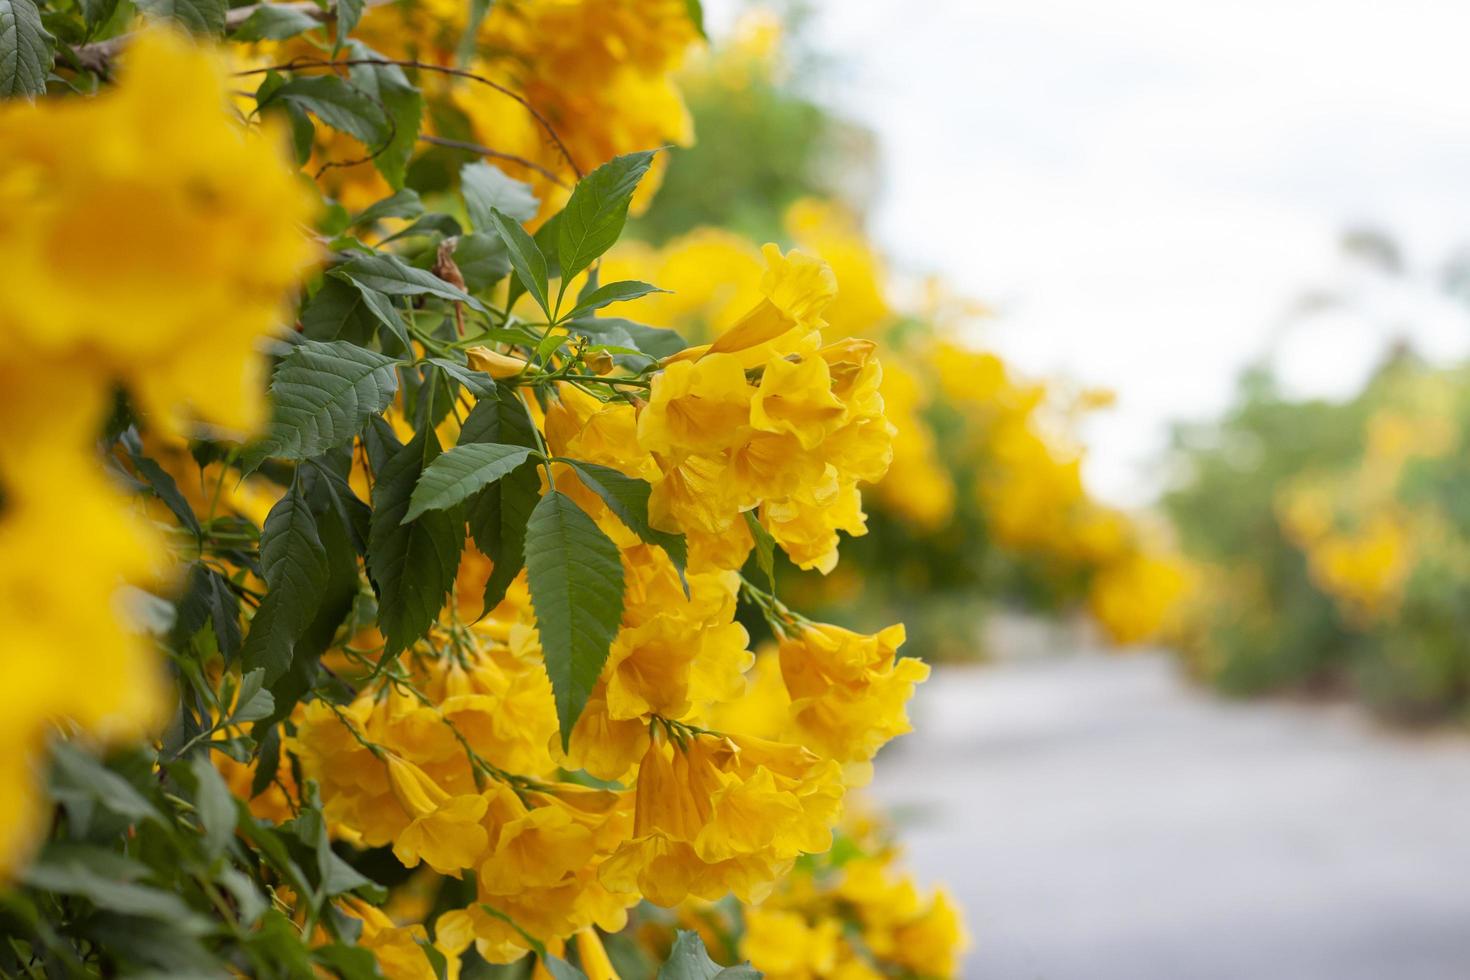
(417, 134), (570, 189)
(237, 56), (584, 180)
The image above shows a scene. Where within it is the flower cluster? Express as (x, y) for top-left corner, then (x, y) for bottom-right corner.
(635, 808), (967, 980)
(278, 244), (922, 967)
(0, 31), (314, 878)
(605, 201), (1190, 648)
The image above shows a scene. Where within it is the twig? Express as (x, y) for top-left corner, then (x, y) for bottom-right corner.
(236, 56), (584, 180)
(418, 134), (570, 189)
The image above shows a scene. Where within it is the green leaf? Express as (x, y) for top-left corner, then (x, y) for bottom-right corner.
(299, 276), (384, 345)
(189, 754), (237, 860)
(351, 189), (424, 227)
(566, 460), (686, 573)
(426, 356), (500, 399)
(228, 668), (277, 725)
(452, 231), (511, 292)
(543, 956), (589, 980)
(657, 931), (762, 980)
(484, 206), (551, 317)
(78, 0), (118, 31)
(346, 45), (422, 190)
(744, 511), (776, 591)
(683, 0), (706, 39)
(316, 944), (381, 980)
(368, 431), (466, 656)
(406, 443), (536, 523)
(333, 252), (487, 312)
(22, 845), (207, 928)
(572, 316), (688, 360)
(563, 280), (667, 322)
(0, 0), (50, 98)
(455, 0), (492, 65)
(335, 0), (363, 44)
(231, 3), (319, 39)
(49, 742), (162, 825)
(461, 160), (539, 227)
(171, 562), (242, 656)
(268, 74), (387, 146)
(252, 340), (399, 462)
(136, 0), (224, 34)
(457, 395), (540, 611)
(524, 491), (624, 747)
(556, 150), (657, 303)
(120, 430), (200, 538)
(242, 484), (330, 681)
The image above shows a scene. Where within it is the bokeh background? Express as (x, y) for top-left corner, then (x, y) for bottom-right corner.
(640, 2), (1470, 976)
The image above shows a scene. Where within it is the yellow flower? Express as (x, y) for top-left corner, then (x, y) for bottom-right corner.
(0, 29), (317, 433)
(750, 355), (848, 451)
(340, 898), (462, 980)
(387, 756), (491, 876)
(466, 346), (532, 379)
(740, 908), (840, 980)
(638, 354), (754, 457)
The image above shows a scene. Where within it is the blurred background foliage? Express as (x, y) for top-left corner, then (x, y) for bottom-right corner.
(1166, 351), (1470, 722)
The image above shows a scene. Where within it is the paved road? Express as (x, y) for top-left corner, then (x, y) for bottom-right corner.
(870, 650), (1470, 980)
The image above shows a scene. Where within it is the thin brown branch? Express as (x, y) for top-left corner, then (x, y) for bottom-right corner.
(235, 56), (584, 180)
(417, 134), (570, 189)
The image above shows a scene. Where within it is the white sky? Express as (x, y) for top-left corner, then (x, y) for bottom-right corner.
(709, 0), (1470, 504)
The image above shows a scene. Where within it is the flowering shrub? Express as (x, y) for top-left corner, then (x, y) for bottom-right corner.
(0, 2), (960, 975)
(1167, 354), (1470, 720)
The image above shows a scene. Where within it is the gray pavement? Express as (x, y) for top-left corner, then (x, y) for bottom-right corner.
(870, 650), (1470, 979)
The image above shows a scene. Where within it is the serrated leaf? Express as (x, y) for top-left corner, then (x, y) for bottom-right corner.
(231, 3), (318, 40)
(566, 460), (686, 574)
(658, 931), (762, 980)
(744, 510), (776, 591)
(452, 231), (511, 292)
(462, 160), (539, 227)
(563, 280), (667, 322)
(476, 462), (540, 614)
(405, 443), (536, 522)
(299, 276), (382, 345)
(136, 0), (224, 34)
(484, 206), (551, 317)
(368, 431), (466, 655)
(524, 491), (624, 747)
(346, 47), (421, 190)
(556, 150), (656, 305)
(242, 484), (330, 681)
(333, 252), (487, 312)
(0, 0), (51, 98)
(268, 74), (387, 146)
(253, 340), (399, 462)
(189, 754), (237, 860)
(457, 395), (540, 611)
(120, 429), (200, 537)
